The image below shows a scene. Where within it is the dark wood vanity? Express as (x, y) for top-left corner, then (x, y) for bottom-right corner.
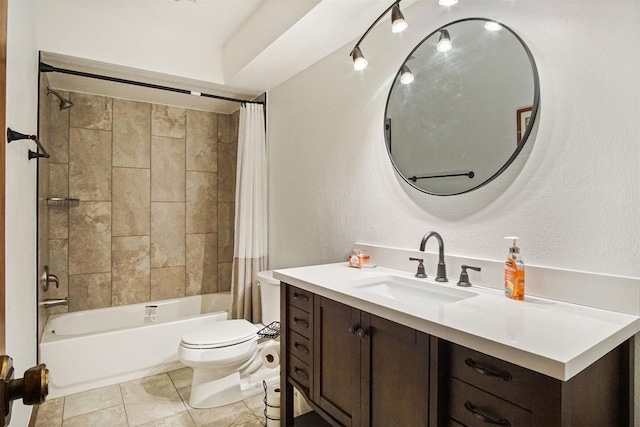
(281, 283), (631, 427)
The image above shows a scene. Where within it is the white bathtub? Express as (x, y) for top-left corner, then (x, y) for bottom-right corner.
(40, 293), (230, 398)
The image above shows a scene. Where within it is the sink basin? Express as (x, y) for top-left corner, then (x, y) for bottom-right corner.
(347, 275), (477, 308)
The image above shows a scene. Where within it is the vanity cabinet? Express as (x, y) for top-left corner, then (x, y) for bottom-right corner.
(282, 284), (430, 427)
(440, 341), (629, 426)
(281, 283), (630, 427)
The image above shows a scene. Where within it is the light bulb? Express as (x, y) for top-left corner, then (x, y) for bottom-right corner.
(484, 21), (502, 31)
(439, 0), (458, 5)
(400, 65), (414, 84)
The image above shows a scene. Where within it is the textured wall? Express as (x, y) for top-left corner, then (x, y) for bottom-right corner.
(267, 1), (640, 280)
(42, 92), (238, 313)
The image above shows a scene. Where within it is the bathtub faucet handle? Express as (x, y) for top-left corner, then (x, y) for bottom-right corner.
(42, 297), (68, 309)
(41, 266), (60, 291)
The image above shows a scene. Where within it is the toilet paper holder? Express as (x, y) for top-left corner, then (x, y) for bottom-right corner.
(258, 321), (280, 339)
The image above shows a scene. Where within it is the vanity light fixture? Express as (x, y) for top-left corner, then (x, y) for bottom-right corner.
(484, 21), (503, 31)
(439, 0), (458, 5)
(391, 3), (408, 33)
(350, 0), (408, 71)
(437, 29), (452, 52)
(400, 65), (414, 84)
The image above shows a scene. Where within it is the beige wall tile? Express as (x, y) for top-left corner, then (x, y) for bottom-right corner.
(186, 110), (217, 172)
(112, 236), (151, 306)
(47, 239), (69, 314)
(69, 202), (111, 275)
(217, 202), (235, 262)
(151, 267), (185, 301)
(45, 91), (70, 164)
(113, 99), (151, 168)
(152, 105), (186, 138)
(186, 233), (217, 296)
(186, 171), (216, 234)
(49, 163), (68, 198)
(217, 262), (232, 292)
(217, 142), (236, 203)
(68, 272), (112, 311)
(151, 203), (185, 268)
(113, 167), (151, 236)
(69, 128), (112, 201)
(151, 136), (185, 202)
(217, 112), (238, 144)
(69, 93), (113, 130)
(49, 208), (68, 239)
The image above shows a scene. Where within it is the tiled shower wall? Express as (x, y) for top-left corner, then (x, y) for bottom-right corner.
(44, 91), (238, 313)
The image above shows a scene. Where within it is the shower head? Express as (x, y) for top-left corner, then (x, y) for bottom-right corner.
(47, 87), (73, 110)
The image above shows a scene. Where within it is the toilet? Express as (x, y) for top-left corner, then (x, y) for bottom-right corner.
(178, 270), (281, 408)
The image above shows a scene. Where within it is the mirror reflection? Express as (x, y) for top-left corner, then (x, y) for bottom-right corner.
(385, 18), (539, 195)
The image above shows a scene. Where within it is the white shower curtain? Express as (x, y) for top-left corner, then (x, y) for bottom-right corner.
(231, 103), (267, 322)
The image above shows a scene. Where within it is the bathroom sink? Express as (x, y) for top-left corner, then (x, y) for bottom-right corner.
(346, 275), (477, 308)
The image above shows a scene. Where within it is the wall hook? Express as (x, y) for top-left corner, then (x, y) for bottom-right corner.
(6, 127), (50, 160)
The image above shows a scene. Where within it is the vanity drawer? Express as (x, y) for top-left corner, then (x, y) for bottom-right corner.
(448, 343), (542, 410)
(448, 378), (532, 427)
(288, 306), (312, 339)
(288, 330), (312, 365)
(288, 286), (312, 312)
(288, 355), (312, 394)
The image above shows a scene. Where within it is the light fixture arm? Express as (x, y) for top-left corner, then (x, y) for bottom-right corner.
(349, 0), (403, 57)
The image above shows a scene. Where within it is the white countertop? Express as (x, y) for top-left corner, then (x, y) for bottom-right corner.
(274, 262), (640, 381)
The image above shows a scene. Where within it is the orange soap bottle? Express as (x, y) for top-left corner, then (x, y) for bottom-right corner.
(504, 237), (525, 300)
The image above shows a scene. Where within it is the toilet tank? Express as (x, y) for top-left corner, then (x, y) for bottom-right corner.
(257, 270), (280, 325)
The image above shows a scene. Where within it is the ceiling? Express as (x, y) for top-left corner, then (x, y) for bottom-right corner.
(37, 0), (420, 113)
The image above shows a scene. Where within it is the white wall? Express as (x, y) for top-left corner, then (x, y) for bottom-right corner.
(5, 0), (39, 424)
(267, 1), (640, 281)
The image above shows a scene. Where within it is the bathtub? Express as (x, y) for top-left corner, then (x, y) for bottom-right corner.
(40, 293), (230, 398)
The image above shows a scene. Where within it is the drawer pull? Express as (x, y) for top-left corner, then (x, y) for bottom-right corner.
(293, 292), (310, 302)
(293, 317), (309, 328)
(294, 342), (310, 354)
(294, 368), (309, 380)
(464, 401), (511, 426)
(465, 359), (512, 381)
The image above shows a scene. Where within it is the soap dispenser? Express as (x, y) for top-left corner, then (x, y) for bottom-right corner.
(504, 237), (525, 300)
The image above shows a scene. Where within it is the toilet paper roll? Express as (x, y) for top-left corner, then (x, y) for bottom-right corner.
(261, 342), (281, 369)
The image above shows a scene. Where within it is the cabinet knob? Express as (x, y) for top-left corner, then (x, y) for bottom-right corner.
(348, 325), (356, 335)
(464, 401), (511, 426)
(357, 328), (367, 340)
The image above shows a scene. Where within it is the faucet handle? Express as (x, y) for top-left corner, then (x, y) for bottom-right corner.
(457, 265), (481, 287)
(409, 257), (427, 278)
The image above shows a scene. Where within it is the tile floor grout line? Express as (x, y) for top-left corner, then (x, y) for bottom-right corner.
(118, 383), (131, 427)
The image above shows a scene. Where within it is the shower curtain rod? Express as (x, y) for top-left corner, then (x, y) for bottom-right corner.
(39, 62), (265, 106)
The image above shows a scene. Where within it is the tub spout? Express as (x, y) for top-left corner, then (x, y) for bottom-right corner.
(41, 297), (68, 309)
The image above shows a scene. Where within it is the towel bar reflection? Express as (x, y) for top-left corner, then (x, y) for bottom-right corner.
(409, 171), (474, 182)
(6, 128), (50, 160)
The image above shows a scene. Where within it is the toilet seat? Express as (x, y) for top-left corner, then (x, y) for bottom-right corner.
(180, 319), (259, 350)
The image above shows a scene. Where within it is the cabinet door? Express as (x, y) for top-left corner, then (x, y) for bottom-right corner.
(361, 314), (430, 427)
(314, 297), (362, 426)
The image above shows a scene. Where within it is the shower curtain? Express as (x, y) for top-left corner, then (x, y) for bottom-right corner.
(231, 103), (267, 322)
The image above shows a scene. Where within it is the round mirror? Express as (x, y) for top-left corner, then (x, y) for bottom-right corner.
(384, 18), (539, 196)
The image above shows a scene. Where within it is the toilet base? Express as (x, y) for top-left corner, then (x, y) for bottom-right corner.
(189, 365), (280, 408)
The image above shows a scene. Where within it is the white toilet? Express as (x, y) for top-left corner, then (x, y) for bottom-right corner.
(178, 270), (281, 408)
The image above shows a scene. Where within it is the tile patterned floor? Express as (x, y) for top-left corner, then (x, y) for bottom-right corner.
(35, 368), (268, 427)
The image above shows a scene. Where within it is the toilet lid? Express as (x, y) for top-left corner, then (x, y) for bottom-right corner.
(181, 319), (259, 348)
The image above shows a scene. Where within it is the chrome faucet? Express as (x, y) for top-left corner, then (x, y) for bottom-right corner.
(41, 297), (68, 309)
(419, 231), (448, 282)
